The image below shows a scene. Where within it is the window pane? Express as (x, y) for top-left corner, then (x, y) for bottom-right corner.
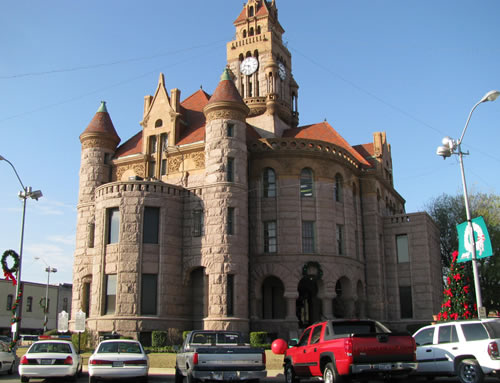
(300, 169), (313, 197)
(461, 323), (489, 341)
(302, 221), (315, 253)
(105, 275), (117, 315)
(414, 328), (434, 346)
(336, 225), (344, 255)
(227, 157), (234, 182)
(438, 325), (458, 344)
(227, 207), (235, 235)
(335, 174), (343, 202)
(396, 234), (409, 263)
(141, 274), (158, 315)
(264, 168), (276, 198)
(107, 208), (120, 244)
(143, 207), (159, 244)
(264, 221), (277, 253)
(193, 210), (204, 237)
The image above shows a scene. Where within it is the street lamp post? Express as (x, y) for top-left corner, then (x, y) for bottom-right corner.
(35, 257), (57, 333)
(0, 155), (42, 344)
(436, 90), (500, 319)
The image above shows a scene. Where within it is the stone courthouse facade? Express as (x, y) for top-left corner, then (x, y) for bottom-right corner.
(72, 0), (442, 342)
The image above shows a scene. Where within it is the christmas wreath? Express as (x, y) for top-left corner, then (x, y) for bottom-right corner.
(302, 261), (323, 281)
(1, 250), (19, 285)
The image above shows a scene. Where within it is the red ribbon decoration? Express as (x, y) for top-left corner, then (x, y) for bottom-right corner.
(4, 270), (17, 286)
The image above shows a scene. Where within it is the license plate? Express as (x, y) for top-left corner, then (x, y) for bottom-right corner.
(112, 361), (124, 367)
(379, 364), (392, 370)
(40, 359), (53, 365)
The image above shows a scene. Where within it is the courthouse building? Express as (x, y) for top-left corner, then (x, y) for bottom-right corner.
(72, 0), (442, 342)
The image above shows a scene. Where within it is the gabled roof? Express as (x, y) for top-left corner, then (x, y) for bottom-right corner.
(283, 121), (371, 166)
(177, 89), (211, 146)
(352, 143), (376, 166)
(234, 1), (270, 24)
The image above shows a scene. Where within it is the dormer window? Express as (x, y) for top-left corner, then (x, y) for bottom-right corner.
(249, 6), (254, 17)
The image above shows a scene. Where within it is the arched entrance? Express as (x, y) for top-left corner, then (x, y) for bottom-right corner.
(296, 278), (321, 328)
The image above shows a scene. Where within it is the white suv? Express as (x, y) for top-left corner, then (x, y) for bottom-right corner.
(413, 318), (500, 383)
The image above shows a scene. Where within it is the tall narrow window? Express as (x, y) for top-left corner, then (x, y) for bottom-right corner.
(227, 207), (235, 235)
(227, 123), (234, 137)
(264, 221), (277, 253)
(149, 135), (157, 153)
(27, 296), (33, 312)
(227, 157), (234, 182)
(105, 275), (117, 315)
(399, 286), (413, 318)
(336, 224), (344, 255)
(141, 274), (158, 315)
(83, 282), (91, 316)
(302, 221), (315, 253)
(227, 275), (234, 316)
(107, 208), (120, 244)
(160, 133), (168, 151)
(263, 168), (276, 198)
(148, 160), (156, 178)
(62, 297), (68, 313)
(193, 209), (204, 237)
(161, 159), (167, 176)
(335, 174), (343, 202)
(143, 207), (160, 244)
(396, 234), (409, 263)
(6, 294), (13, 310)
(300, 168), (313, 197)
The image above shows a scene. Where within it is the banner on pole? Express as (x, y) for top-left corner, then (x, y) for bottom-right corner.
(457, 216), (493, 263)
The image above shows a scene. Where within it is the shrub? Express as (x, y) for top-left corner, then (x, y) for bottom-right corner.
(250, 332), (270, 348)
(152, 331), (168, 348)
(72, 331), (89, 352)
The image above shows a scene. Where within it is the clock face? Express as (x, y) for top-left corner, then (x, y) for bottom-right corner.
(278, 62), (286, 80)
(240, 57), (259, 76)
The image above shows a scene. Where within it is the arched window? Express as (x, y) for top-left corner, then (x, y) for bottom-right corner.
(334, 173), (343, 202)
(263, 168), (276, 198)
(249, 6), (254, 17)
(154, 119), (163, 128)
(300, 168), (313, 197)
(257, 25), (261, 35)
(243, 29), (247, 38)
(249, 27), (254, 37)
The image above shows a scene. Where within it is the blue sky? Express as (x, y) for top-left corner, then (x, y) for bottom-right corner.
(1, 1), (499, 285)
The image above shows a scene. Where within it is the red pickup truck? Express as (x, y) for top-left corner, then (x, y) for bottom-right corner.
(274, 320), (417, 382)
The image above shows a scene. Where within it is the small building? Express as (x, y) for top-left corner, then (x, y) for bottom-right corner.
(0, 279), (72, 336)
(72, 0), (442, 343)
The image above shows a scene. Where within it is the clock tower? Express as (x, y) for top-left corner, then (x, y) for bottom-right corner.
(227, 0), (299, 137)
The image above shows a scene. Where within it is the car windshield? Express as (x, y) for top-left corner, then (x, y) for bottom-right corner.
(29, 342), (72, 354)
(97, 342), (142, 354)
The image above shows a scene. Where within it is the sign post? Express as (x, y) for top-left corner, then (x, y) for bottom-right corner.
(58, 311), (69, 333)
(74, 310), (86, 354)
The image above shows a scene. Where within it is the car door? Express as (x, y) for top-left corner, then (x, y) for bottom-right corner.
(414, 326), (436, 373)
(302, 323), (324, 377)
(291, 327), (312, 377)
(434, 324), (459, 373)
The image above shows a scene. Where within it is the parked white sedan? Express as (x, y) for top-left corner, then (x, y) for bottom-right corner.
(18, 339), (82, 382)
(0, 340), (16, 375)
(88, 339), (149, 382)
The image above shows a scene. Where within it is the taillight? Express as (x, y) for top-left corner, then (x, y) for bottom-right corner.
(125, 360), (147, 365)
(193, 352), (199, 365)
(488, 342), (500, 359)
(20, 356), (28, 365)
(64, 356), (73, 365)
(90, 359), (113, 365)
(262, 351), (266, 365)
(344, 338), (353, 357)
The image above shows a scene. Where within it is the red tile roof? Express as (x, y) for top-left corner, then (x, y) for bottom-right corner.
(234, 1), (269, 24)
(207, 74), (245, 105)
(283, 121), (371, 166)
(114, 131), (142, 158)
(352, 143), (376, 166)
(177, 89), (211, 145)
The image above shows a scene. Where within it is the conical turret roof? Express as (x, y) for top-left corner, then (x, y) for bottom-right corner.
(207, 69), (246, 105)
(80, 101), (121, 146)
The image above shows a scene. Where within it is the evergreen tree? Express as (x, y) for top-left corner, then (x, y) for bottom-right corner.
(436, 250), (476, 321)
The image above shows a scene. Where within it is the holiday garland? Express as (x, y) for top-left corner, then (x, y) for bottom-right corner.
(1, 249), (19, 285)
(436, 250), (476, 322)
(9, 286), (23, 351)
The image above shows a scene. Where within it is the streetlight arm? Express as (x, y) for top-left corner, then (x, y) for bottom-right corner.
(0, 156), (26, 190)
(458, 100), (482, 145)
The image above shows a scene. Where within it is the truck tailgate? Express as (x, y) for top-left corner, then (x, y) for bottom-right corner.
(351, 333), (415, 363)
(196, 347), (265, 370)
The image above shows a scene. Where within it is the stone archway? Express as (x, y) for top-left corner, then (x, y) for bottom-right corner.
(297, 277), (321, 329)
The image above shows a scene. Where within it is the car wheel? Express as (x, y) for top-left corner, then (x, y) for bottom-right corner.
(456, 359), (484, 383)
(175, 367), (184, 383)
(21, 377), (29, 383)
(323, 362), (339, 383)
(285, 362), (299, 383)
